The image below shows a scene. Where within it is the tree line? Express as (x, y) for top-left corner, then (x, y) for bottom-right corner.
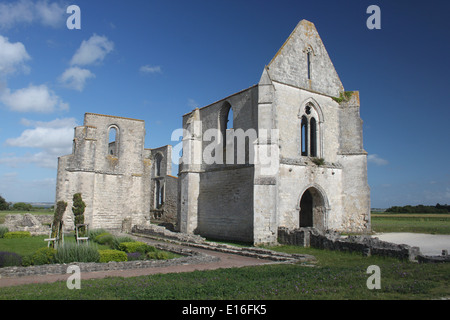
(385, 203), (450, 214)
(0, 195), (47, 211)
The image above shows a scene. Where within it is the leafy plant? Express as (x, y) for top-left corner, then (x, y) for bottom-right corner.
(311, 158), (325, 166)
(54, 242), (100, 264)
(4, 231), (31, 239)
(0, 226), (9, 238)
(50, 201), (67, 248)
(118, 241), (155, 254)
(146, 251), (169, 260)
(111, 236), (135, 250)
(98, 249), (127, 263)
(0, 251), (22, 267)
(94, 233), (115, 246)
(332, 91), (353, 103)
(72, 193), (86, 234)
(31, 247), (56, 265)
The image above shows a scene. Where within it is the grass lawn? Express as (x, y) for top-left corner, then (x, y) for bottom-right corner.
(371, 213), (450, 234)
(0, 245), (448, 300)
(0, 234), (111, 256)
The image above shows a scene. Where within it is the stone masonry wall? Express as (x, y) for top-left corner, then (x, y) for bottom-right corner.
(278, 227), (421, 261)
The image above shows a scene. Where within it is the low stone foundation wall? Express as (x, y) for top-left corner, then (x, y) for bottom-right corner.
(278, 227), (422, 261)
(1, 214), (52, 235)
(132, 224), (206, 244)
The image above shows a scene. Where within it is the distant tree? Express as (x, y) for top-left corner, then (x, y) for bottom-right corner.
(72, 193), (86, 235)
(0, 195), (10, 211)
(12, 202), (33, 211)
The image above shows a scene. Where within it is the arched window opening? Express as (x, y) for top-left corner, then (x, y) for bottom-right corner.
(155, 153), (163, 177)
(108, 126), (118, 157)
(299, 102), (321, 158)
(310, 117), (317, 157)
(219, 102), (233, 164)
(227, 106), (233, 130)
(155, 180), (164, 209)
(307, 51), (311, 80)
(301, 116), (308, 156)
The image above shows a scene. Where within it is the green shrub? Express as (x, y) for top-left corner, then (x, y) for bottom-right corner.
(94, 233), (115, 246)
(146, 251), (169, 260)
(31, 247), (56, 265)
(4, 231), (31, 239)
(0, 226), (9, 238)
(87, 228), (108, 239)
(111, 236), (135, 250)
(98, 249), (127, 263)
(118, 241), (155, 254)
(55, 242), (100, 264)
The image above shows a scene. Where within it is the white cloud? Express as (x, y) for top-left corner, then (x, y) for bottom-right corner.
(368, 154), (388, 166)
(1, 84), (69, 113)
(70, 34), (114, 66)
(0, 35), (31, 75)
(0, 0), (65, 30)
(35, 0), (65, 28)
(187, 98), (199, 109)
(140, 65), (162, 74)
(59, 66), (95, 91)
(2, 117), (77, 169)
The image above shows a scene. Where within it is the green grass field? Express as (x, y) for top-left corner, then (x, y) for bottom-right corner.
(0, 246), (448, 300)
(371, 213), (450, 234)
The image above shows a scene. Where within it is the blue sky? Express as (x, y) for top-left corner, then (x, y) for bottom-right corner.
(0, 0), (449, 208)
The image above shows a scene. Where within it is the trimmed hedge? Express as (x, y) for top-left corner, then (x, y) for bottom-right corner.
(98, 249), (128, 263)
(4, 231), (31, 239)
(118, 241), (155, 254)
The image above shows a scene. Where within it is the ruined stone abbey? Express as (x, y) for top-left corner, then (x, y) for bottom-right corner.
(56, 20), (371, 245)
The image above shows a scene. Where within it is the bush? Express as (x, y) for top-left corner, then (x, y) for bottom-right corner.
(147, 251), (169, 260)
(111, 236), (135, 250)
(0, 251), (22, 267)
(94, 233), (115, 246)
(55, 242), (100, 264)
(118, 241), (155, 254)
(88, 228), (108, 239)
(98, 249), (127, 263)
(4, 231), (31, 239)
(0, 226), (9, 238)
(31, 247), (56, 265)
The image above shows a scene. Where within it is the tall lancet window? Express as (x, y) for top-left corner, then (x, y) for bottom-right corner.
(307, 51), (311, 80)
(299, 102), (322, 158)
(304, 46), (313, 81)
(108, 126), (119, 157)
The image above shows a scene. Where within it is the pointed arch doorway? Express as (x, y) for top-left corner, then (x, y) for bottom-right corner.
(299, 187), (327, 232)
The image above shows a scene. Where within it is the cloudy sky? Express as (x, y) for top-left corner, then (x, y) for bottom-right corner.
(0, 0), (449, 208)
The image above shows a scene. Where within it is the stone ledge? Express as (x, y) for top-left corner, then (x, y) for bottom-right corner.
(132, 225), (316, 264)
(278, 227), (423, 262)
